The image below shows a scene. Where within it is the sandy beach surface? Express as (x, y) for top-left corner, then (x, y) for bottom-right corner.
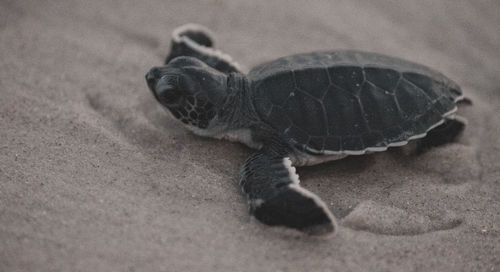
(1, 0), (499, 271)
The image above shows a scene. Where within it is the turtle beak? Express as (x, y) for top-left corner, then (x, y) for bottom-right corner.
(145, 68), (159, 92)
(151, 75), (183, 106)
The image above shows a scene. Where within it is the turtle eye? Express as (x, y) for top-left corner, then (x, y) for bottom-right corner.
(157, 86), (183, 105)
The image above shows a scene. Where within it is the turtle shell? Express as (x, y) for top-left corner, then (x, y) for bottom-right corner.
(249, 50), (463, 154)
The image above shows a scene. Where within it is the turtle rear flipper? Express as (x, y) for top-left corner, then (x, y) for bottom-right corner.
(240, 151), (337, 235)
(414, 96), (471, 153)
(415, 116), (467, 153)
(165, 24), (242, 74)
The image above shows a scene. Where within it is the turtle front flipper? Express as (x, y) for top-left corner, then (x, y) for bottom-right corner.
(239, 150), (337, 235)
(165, 24), (243, 74)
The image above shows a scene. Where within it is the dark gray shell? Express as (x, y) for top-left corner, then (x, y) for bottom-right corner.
(249, 50), (463, 154)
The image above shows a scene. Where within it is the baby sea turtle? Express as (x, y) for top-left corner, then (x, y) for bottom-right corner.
(145, 24), (469, 234)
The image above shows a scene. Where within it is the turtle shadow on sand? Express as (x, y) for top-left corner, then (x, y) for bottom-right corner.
(297, 149), (466, 236)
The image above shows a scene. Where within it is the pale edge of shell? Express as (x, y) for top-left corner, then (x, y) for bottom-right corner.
(171, 23), (245, 72)
(306, 95), (466, 156)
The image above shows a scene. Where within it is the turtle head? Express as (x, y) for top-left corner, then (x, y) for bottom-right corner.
(145, 56), (228, 131)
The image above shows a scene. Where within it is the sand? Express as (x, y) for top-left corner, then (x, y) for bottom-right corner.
(1, 0), (499, 271)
